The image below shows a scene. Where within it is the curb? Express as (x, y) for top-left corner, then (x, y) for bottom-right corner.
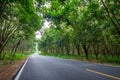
(12, 56), (30, 80)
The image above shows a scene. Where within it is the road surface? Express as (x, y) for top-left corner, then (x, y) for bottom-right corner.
(15, 54), (120, 80)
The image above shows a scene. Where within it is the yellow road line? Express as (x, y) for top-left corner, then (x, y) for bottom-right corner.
(86, 69), (120, 80)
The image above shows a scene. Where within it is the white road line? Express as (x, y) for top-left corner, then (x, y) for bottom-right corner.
(14, 56), (30, 80)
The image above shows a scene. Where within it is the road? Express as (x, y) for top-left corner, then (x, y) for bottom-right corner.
(15, 54), (120, 80)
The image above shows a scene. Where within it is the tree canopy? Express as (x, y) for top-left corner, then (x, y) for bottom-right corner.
(0, 0), (44, 60)
(0, 0), (120, 62)
(39, 0), (120, 61)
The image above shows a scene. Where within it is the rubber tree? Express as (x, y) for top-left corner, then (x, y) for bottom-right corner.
(0, 0), (43, 59)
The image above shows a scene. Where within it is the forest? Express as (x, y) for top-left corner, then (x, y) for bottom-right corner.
(0, 0), (44, 61)
(0, 0), (120, 64)
(38, 0), (120, 63)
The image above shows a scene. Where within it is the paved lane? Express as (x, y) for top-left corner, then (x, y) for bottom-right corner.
(15, 54), (120, 80)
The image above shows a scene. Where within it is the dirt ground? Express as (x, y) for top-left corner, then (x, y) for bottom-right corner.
(0, 59), (26, 80)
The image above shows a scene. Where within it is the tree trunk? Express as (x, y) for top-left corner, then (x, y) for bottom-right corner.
(66, 47), (70, 55)
(76, 45), (80, 56)
(82, 44), (89, 59)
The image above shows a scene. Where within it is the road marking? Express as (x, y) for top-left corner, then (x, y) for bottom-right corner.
(86, 69), (120, 80)
(14, 56), (30, 80)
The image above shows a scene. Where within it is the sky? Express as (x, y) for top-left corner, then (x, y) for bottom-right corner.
(35, 19), (50, 39)
(35, 1), (51, 39)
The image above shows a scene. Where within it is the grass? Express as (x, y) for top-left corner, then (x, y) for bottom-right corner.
(13, 54), (28, 61)
(0, 52), (31, 66)
(40, 53), (120, 66)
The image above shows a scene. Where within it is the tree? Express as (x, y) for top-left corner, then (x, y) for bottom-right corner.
(0, 0), (43, 60)
(39, 0), (120, 60)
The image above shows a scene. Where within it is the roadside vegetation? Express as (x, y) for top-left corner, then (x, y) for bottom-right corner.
(0, 0), (44, 65)
(0, 52), (31, 66)
(38, 0), (120, 65)
(0, 0), (120, 65)
(41, 53), (120, 65)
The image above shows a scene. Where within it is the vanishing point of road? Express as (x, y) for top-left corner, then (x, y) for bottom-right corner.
(14, 54), (120, 80)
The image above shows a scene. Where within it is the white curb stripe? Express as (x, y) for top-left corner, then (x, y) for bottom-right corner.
(15, 56), (30, 80)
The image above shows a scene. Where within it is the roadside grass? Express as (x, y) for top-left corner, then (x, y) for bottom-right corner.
(0, 52), (31, 66)
(40, 53), (120, 66)
(12, 53), (28, 61)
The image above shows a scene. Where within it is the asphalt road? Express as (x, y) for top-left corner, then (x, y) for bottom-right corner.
(15, 54), (120, 80)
